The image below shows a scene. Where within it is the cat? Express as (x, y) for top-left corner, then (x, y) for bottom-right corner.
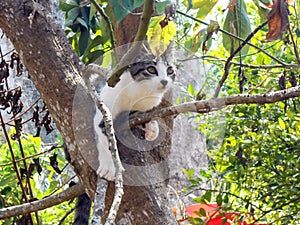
(93, 44), (176, 181)
(73, 43), (175, 225)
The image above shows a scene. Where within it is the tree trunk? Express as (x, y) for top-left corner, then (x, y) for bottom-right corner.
(0, 0), (177, 224)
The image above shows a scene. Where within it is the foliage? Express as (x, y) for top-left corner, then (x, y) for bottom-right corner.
(0, 47), (75, 224)
(59, 0), (108, 64)
(0, 131), (74, 224)
(176, 0), (300, 224)
(1, 0), (300, 224)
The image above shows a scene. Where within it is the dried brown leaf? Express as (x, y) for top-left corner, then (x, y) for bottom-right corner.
(266, 0), (289, 41)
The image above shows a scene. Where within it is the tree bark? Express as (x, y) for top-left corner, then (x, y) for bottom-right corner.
(0, 0), (97, 198)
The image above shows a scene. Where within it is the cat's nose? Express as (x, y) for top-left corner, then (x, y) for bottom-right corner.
(160, 79), (168, 87)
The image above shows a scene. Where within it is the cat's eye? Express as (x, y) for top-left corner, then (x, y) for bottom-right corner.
(147, 66), (157, 75)
(167, 66), (174, 75)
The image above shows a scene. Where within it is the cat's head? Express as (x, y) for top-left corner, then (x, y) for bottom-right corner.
(128, 42), (176, 93)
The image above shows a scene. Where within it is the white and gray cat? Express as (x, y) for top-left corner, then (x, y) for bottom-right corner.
(91, 44), (176, 181)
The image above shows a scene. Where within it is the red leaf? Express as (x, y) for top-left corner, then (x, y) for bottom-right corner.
(266, 0), (289, 41)
(185, 204), (271, 225)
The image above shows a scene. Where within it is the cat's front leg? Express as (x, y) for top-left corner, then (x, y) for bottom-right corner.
(97, 147), (116, 181)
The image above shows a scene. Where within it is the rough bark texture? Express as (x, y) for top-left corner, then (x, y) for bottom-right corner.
(0, 0), (97, 197)
(0, 0), (177, 224)
(105, 2), (178, 224)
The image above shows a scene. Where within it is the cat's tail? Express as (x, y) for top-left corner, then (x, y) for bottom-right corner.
(73, 193), (92, 225)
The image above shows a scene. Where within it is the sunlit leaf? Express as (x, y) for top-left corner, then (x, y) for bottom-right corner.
(147, 16), (177, 56)
(195, 0), (219, 20)
(278, 117), (286, 130)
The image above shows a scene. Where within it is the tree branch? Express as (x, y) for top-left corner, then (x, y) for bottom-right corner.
(91, 178), (108, 225)
(87, 82), (124, 224)
(90, 0), (116, 49)
(129, 85), (300, 127)
(214, 21), (268, 98)
(0, 184), (85, 219)
(107, 0), (154, 87)
(176, 10), (287, 66)
(200, 56), (300, 70)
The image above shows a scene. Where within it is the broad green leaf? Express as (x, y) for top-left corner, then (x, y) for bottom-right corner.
(65, 7), (80, 27)
(147, 16), (177, 56)
(222, 0), (251, 55)
(78, 29), (89, 56)
(76, 17), (89, 30)
(83, 50), (104, 64)
(110, 0), (144, 25)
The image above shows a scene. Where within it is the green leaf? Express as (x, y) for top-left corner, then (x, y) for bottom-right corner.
(155, 1), (171, 15)
(65, 7), (80, 27)
(110, 0), (144, 25)
(278, 118), (286, 130)
(200, 169), (212, 178)
(83, 50), (104, 64)
(216, 193), (223, 206)
(182, 168), (195, 180)
(202, 190), (212, 202)
(59, 0), (78, 11)
(1, 186), (12, 195)
(76, 17), (89, 30)
(222, 0), (251, 55)
(188, 83), (195, 96)
(199, 208), (207, 216)
(78, 29), (89, 56)
(223, 194), (229, 204)
(184, 0), (218, 10)
(195, 0), (219, 20)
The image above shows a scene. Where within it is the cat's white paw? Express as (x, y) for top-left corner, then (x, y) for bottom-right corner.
(141, 120), (159, 141)
(97, 151), (116, 181)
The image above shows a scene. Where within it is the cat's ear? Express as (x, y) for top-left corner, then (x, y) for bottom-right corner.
(163, 41), (175, 64)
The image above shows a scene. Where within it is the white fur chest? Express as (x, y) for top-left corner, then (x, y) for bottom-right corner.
(100, 70), (171, 118)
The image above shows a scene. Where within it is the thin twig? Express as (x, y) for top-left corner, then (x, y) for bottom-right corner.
(5, 97), (41, 124)
(15, 121), (40, 224)
(87, 81), (124, 224)
(250, 196), (300, 225)
(90, 0), (116, 49)
(0, 112), (34, 224)
(128, 85), (300, 127)
(201, 55), (299, 69)
(0, 183), (85, 219)
(288, 26), (300, 65)
(48, 175), (76, 196)
(214, 21), (268, 98)
(58, 207), (76, 225)
(0, 145), (61, 167)
(176, 10), (287, 66)
(107, 0), (154, 87)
